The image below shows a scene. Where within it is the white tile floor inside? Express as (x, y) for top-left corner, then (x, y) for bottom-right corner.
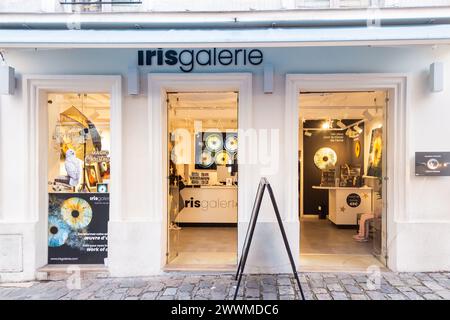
(166, 218), (385, 272)
(166, 227), (237, 270)
(299, 216), (385, 272)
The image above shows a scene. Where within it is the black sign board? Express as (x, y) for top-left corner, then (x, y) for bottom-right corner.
(415, 152), (450, 176)
(48, 193), (109, 264)
(346, 193), (362, 208)
(234, 178), (305, 300)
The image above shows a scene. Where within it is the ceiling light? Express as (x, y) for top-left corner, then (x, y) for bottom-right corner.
(304, 131), (312, 137)
(336, 120), (346, 129)
(348, 130), (359, 139)
(353, 125), (363, 134)
(322, 120), (331, 130)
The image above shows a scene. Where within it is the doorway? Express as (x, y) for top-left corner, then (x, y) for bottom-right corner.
(298, 91), (388, 271)
(165, 91), (238, 269)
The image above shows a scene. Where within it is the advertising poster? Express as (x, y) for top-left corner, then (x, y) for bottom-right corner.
(367, 127), (383, 178)
(48, 193), (109, 264)
(415, 152), (450, 176)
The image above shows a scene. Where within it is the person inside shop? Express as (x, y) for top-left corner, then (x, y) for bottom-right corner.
(353, 212), (374, 242)
(168, 160), (185, 230)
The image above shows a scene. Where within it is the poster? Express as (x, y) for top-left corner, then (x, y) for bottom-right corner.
(415, 152), (450, 176)
(367, 127), (383, 178)
(48, 193), (109, 264)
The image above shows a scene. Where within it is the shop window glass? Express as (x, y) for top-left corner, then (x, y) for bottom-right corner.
(47, 93), (110, 265)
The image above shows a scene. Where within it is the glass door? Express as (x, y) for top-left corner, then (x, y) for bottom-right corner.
(370, 92), (388, 265)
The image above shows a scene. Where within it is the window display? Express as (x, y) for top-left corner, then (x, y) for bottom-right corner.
(47, 93), (110, 264)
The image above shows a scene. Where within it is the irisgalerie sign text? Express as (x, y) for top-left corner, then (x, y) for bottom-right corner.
(138, 48), (263, 72)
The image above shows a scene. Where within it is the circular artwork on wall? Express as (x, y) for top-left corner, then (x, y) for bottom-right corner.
(205, 133), (223, 152)
(314, 147), (337, 170)
(215, 150), (232, 166)
(225, 135), (238, 153)
(354, 141), (361, 158)
(198, 150), (214, 168)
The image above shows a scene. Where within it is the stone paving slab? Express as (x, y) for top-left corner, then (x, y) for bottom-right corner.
(0, 272), (449, 300)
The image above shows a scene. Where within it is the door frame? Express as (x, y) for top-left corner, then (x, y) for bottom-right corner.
(285, 73), (410, 271)
(147, 73), (252, 268)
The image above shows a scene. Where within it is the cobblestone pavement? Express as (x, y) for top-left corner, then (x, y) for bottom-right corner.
(0, 272), (449, 300)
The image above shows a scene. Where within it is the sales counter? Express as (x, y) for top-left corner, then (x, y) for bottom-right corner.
(176, 185), (238, 223)
(312, 186), (373, 226)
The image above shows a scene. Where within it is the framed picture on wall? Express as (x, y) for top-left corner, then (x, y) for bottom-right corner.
(98, 161), (110, 180)
(85, 164), (100, 189)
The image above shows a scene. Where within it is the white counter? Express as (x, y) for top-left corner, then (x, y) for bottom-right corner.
(177, 185), (238, 223)
(313, 186), (373, 226)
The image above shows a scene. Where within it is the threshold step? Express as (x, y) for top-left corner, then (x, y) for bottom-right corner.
(36, 264), (109, 281)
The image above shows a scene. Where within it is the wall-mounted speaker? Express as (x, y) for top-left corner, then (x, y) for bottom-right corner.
(127, 66), (139, 95)
(430, 62), (444, 92)
(0, 65), (15, 95)
(263, 64), (274, 94)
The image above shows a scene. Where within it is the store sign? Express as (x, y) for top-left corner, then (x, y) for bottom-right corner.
(48, 193), (109, 264)
(177, 187), (237, 223)
(346, 193), (361, 208)
(415, 152), (450, 176)
(138, 48), (263, 72)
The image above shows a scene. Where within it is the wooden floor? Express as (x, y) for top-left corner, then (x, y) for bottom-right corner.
(300, 217), (373, 255)
(299, 216), (385, 272)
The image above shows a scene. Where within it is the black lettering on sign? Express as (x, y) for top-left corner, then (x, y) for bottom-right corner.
(137, 48), (264, 72)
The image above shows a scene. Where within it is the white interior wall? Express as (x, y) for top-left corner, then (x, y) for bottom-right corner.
(1, 45), (450, 278)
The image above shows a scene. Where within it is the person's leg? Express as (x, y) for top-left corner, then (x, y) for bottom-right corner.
(353, 213), (374, 240)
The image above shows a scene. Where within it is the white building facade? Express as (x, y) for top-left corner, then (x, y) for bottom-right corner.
(1, 0), (450, 282)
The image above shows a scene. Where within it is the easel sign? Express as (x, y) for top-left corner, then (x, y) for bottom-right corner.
(234, 178), (305, 300)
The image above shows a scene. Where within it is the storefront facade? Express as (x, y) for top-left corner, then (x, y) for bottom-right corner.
(1, 39), (450, 281)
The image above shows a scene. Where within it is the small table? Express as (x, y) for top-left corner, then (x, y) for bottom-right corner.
(312, 186), (373, 226)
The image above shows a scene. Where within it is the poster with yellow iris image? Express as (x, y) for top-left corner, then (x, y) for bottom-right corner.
(367, 127), (383, 178)
(48, 193), (109, 264)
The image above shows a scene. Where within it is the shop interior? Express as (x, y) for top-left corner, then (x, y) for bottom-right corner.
(298, 91), (386, 271)
(166, 92), (238, 269)
(47, 93), (111, 194)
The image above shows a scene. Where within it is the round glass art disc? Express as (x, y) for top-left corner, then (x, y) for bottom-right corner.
(205, 133), (223, 152)
(225, 135), (238, 153)
(313, 147), (337, 170)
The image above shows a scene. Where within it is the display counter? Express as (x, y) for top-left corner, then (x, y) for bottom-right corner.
(312, 186), (373, 226)
(177, 185), (238, 223)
